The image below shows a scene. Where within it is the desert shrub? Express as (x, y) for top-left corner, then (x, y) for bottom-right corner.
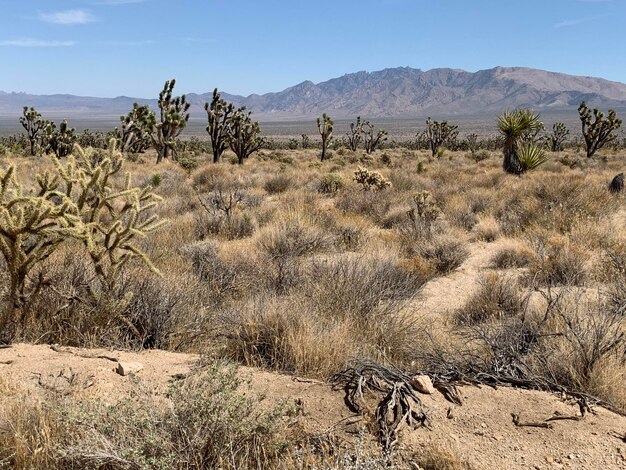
(528, 290), (626, 395)
(471, 216), (500, 241)
(491, 246), (535, 269)
(0, 362), (288, 470)
(524, 234), (588, 287)
(353, 166), (391, 191)
(397, 191), (445, 242)
(256, 216), (330, 293)
(263, 174), (292, 194)
(195, 189), (255, 240)
(415, 237), (469, 275)
(192, 164), (228, 191)
(165, 362), (288, 469)
(335, 189), (394, 226)
(333, 225), (364, 251)
(317, 173), (345, 195)
(177, 153), (198, 172)
(471, 149), (491, 162)
(454, 273), (523, 325)
(304, 255), (423, 321)
(223, 296), (355, 378)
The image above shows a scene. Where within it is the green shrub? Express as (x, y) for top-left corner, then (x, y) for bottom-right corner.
(317, 173), (345, 195)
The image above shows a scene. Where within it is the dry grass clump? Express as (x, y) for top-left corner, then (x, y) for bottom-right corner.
(412, 441), (472, 470)
(471, 216), (500, 242)
(417, 236), (469, 275)
(491, 246), (535, 269)
(263, 173), (293, 194)
(256, 214), (331, 293)
(524, 233), (589, 287)
(454, 273), (523, 325)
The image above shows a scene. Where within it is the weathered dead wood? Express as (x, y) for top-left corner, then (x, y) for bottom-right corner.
(511, 413), (553, 429)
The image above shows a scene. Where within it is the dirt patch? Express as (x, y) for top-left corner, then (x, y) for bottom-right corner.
(1, 343), (625, 469)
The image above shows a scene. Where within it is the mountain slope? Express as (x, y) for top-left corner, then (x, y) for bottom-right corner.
(2, 66), (626, 119)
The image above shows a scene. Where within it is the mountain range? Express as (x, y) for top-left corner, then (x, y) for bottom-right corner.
(2, 66), (626, 120)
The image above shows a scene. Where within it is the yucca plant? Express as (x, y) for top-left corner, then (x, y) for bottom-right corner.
(497, 109), (543, 174)
(516, 142), (547, 173)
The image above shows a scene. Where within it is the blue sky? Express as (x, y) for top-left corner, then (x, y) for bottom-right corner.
(0, 0), (624, 98)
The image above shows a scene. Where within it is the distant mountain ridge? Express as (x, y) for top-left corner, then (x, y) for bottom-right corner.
(2, 66), (626, 120)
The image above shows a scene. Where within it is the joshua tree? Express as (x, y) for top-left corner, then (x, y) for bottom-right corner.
(227, 108), (265, 165)
(317, 113), (333, 161)
(152, 79), (190, 163)
(548, 122), (570, 152)
(301, 134), (310, 149)
(19, 107), (48, 155)
(42, 120), (76, 158)
(466, 133), (479, 154)
(205, 88), (235, 163)
(423, 117), (459, 157)
(346, 116), (363, 151)
(497, 109), (544, 174)
(362, 121), (388, 154)
(578, 101), (622, 158)
(116, 103), (155, 153)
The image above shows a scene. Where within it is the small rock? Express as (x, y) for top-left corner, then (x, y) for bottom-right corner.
(410, 375), (435, 394)
(545, 455), (555, 464)
(115, 361), (143, 376)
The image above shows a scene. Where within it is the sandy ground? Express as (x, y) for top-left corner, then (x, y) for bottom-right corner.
(1, 342), (625, 469)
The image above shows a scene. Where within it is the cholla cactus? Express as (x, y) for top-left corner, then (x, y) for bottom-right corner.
(152, 79), (191, 163)
(0, 140), (164, 339)
(317, 113), (333, 161)
(353, 166), (391, 191)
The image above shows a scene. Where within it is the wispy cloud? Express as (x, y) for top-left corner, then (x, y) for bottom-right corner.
(90, 0), (146, 4)
(39, 9), (95, 25)
(0, 38), (75, 47)
(555, 15), (605, 28)
(183, 37), (215, 44)
(100, 39), (156, 46)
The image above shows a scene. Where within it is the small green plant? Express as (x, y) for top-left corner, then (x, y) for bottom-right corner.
(517, 142), (548, 172)
(177, 153), (198, 172)
(417, 161), (426, 174)
(317, 173), (344, 195)
(150, 173), (163, 187)
(353, 166), (391, 191)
